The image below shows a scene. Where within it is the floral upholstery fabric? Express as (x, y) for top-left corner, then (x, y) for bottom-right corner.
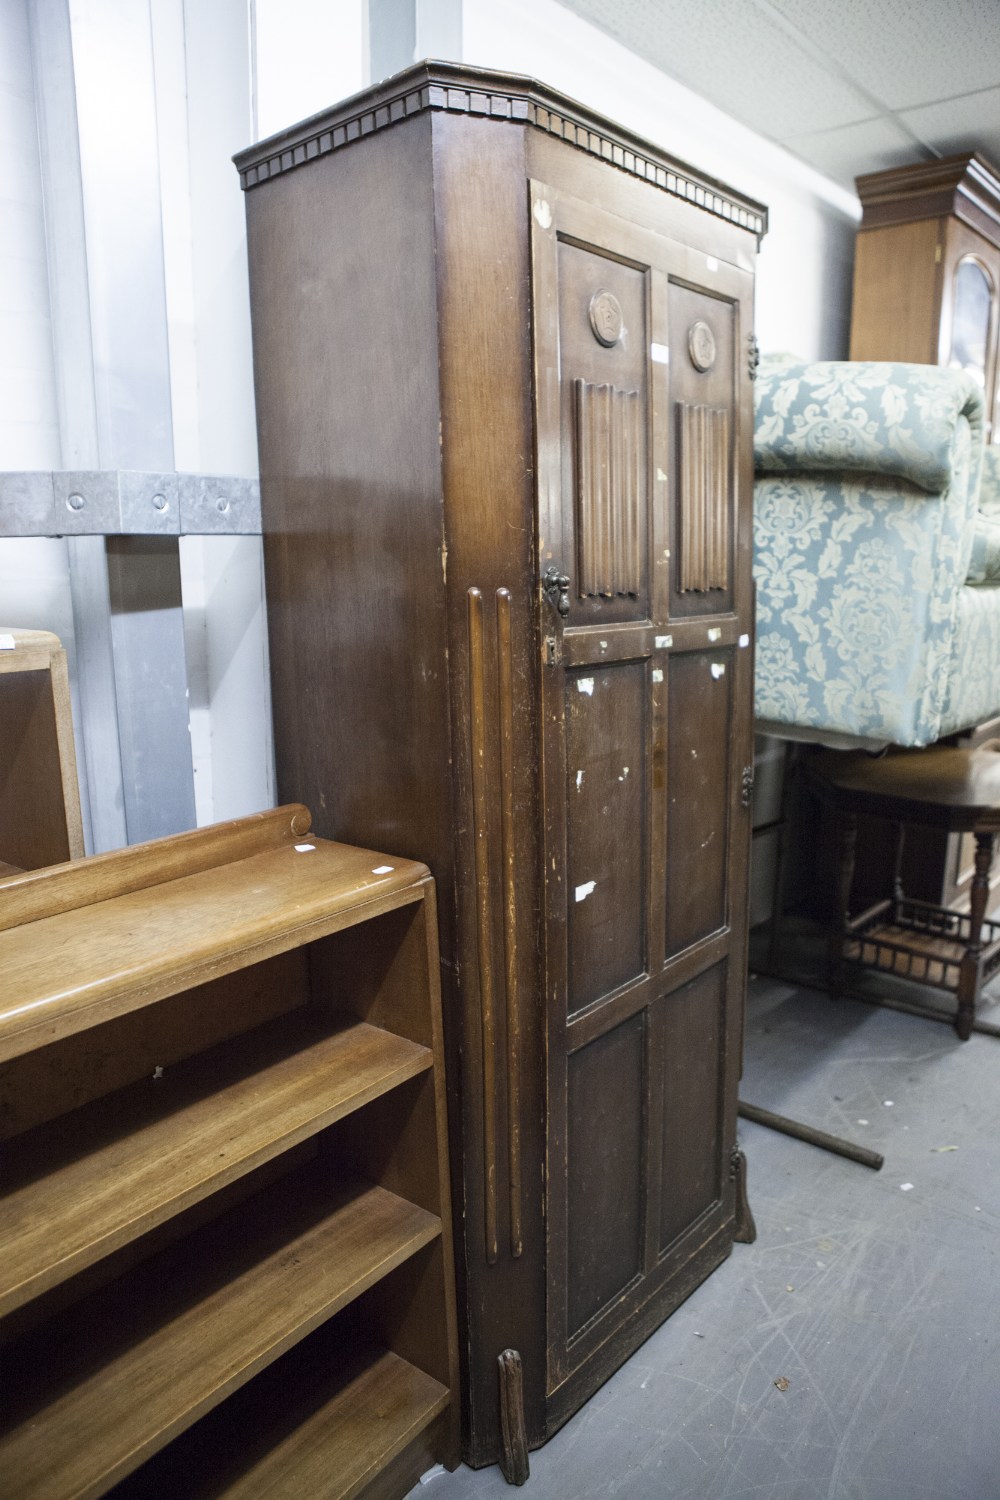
(966, 516), (1000, 584)
(979, 446), (1000, 520)
(941, 580), (1000, 735)
(755, 360), (984, 497)
(753, 358), (991, 746)
(968, 449), (1000, 583)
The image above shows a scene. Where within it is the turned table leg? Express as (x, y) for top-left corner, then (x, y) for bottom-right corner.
(829, 811), (858, 997)
(957, 829), (995, 1041)
(891, 821), (906, 919)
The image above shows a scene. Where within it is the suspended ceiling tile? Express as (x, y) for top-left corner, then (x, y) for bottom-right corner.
(559, 0), (876, 139)
(783, 115), (931, 190)
(898, 87), (1000, 169)
(765, 0), (1000, 112)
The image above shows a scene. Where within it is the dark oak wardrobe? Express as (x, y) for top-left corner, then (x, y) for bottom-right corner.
(236, 61), (766, 1474)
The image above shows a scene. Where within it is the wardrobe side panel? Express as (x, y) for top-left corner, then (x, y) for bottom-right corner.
(244, 117), (454, 902)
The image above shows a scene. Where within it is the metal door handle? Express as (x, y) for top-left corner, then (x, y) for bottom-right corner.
(542, 564), (571, 618)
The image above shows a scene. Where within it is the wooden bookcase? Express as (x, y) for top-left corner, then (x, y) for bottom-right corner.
(0, 805), (459, 1500)
(0, 627), (84, 875)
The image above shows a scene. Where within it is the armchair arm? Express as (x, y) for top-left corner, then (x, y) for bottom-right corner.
(754, 473), (973, 744)
(978, 446), (1000, 521)
(753, 359), (987, 746)
(755, 359), (984, 497)
(967, 450), (1000, 585)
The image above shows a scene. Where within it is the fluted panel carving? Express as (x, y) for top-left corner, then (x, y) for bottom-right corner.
(467, 587), (499, 1265)
(496, 589), (522, 1259)
(574, 379), (642, 600)
(677, 402), (730, 592)
(467, 585), (523, 1263)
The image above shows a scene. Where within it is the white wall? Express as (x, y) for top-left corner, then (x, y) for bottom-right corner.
(164, 0), (275, 826)
(1, 0), (275, 840)
(0, 0), (78, 727)
(5, 0), (864, 852)
(253, 0), (366, 139)
(249, 0), (862, 357)
(0, 0), (60, 469)
(248, 0), (863, 357)
(462, 0), (860, 360)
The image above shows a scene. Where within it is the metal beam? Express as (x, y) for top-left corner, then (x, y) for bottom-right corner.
(0, 472), (262, 537)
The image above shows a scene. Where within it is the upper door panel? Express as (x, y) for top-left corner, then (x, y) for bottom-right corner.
(556, 238), (651, 626)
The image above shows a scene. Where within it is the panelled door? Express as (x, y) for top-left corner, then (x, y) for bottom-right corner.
(531, 181), (755, 1412)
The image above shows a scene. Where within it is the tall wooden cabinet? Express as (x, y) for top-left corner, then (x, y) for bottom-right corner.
(850, 152), (1000, 443)
(236, 61), (765, 1470)
(849, 153), (1000, 913)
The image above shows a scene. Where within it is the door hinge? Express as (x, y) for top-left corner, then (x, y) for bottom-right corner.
(741, 765), (754, 808)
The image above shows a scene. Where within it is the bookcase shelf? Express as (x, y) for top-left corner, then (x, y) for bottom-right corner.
(0, 806), (459, 1500)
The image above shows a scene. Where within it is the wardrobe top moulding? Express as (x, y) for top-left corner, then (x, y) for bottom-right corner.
(234, 57), (767, 259)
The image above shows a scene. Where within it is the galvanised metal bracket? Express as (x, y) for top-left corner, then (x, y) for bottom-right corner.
(0, 471), (262, 537)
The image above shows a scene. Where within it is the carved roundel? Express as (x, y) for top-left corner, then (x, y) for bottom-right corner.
(589, 289), (623, 347)
(688, 319), (717, 373)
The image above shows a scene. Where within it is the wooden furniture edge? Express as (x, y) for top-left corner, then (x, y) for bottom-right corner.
(0, 804), (316, 930)
(0, 629), (85, 865)
(0, 632), (65, 674)
(48, 644), (85, 860)
(0, 875), (433, 1065)
(855, 151), (1000, 240)
(232, 59), (767, 241)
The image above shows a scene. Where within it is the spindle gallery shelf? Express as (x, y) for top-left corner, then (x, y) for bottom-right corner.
(0, 805), (458, 1500)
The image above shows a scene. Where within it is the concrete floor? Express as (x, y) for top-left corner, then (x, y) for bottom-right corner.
(419, 968), (1000, 1500)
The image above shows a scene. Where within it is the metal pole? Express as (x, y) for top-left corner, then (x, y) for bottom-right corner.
(739, 1099), (884, 1170)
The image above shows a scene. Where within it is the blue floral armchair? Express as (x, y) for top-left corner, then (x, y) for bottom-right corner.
(753, 357), (999, 746)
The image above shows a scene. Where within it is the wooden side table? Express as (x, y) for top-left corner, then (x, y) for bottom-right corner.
(807, 747), (1000, 1040)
